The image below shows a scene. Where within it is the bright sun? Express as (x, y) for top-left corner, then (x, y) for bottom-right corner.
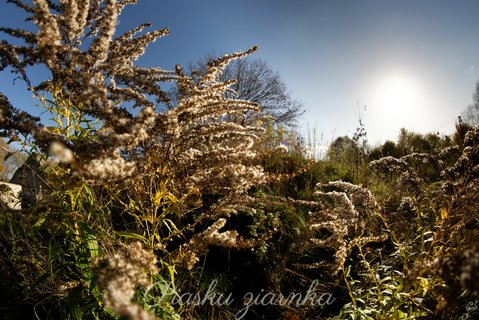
(374, 73), (424, 113)
(366, 71), (427, 140)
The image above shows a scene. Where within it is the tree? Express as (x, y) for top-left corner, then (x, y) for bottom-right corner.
(396, 128), (447, 156)
(461, 80), (479, 127)
(381, 140), (397, 157)
(185, 56), (304, 126)
(368, 140), (398, 161)
(327, 136), (356, 163)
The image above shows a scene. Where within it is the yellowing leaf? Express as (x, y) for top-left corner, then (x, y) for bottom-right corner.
(46, 126), (62, 134)
(153, 190), (163, 207)
(166, 193), (178, 204)
(440, 207), (448, 220)
(167, 264), (176, 287)
(163, 219), (180, 233)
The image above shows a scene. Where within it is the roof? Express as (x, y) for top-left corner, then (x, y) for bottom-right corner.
(9, 154), (48, 191)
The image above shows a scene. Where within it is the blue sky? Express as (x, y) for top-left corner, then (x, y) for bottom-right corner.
(1, 0), (479, 146)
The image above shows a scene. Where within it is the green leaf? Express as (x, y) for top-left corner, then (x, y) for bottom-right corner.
(87, 237), (99, 258)
(68, 286), (83, 320)
(114, 231), (148, 243)
(344, 265), (351, 277)
(32, 216), (46, 228)
(396, 309), (405, 318)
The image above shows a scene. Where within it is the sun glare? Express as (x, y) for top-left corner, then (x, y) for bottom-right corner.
(366, 71), (428, 140)
(374, 73), (424, 113)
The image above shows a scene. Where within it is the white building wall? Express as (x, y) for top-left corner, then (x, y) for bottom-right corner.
(0, 182), (22, 210)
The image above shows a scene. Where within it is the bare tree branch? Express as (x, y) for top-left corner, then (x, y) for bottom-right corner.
(184, 55), (304, 126)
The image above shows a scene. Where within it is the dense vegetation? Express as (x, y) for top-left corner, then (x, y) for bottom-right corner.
(1, 1), (478, 319)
